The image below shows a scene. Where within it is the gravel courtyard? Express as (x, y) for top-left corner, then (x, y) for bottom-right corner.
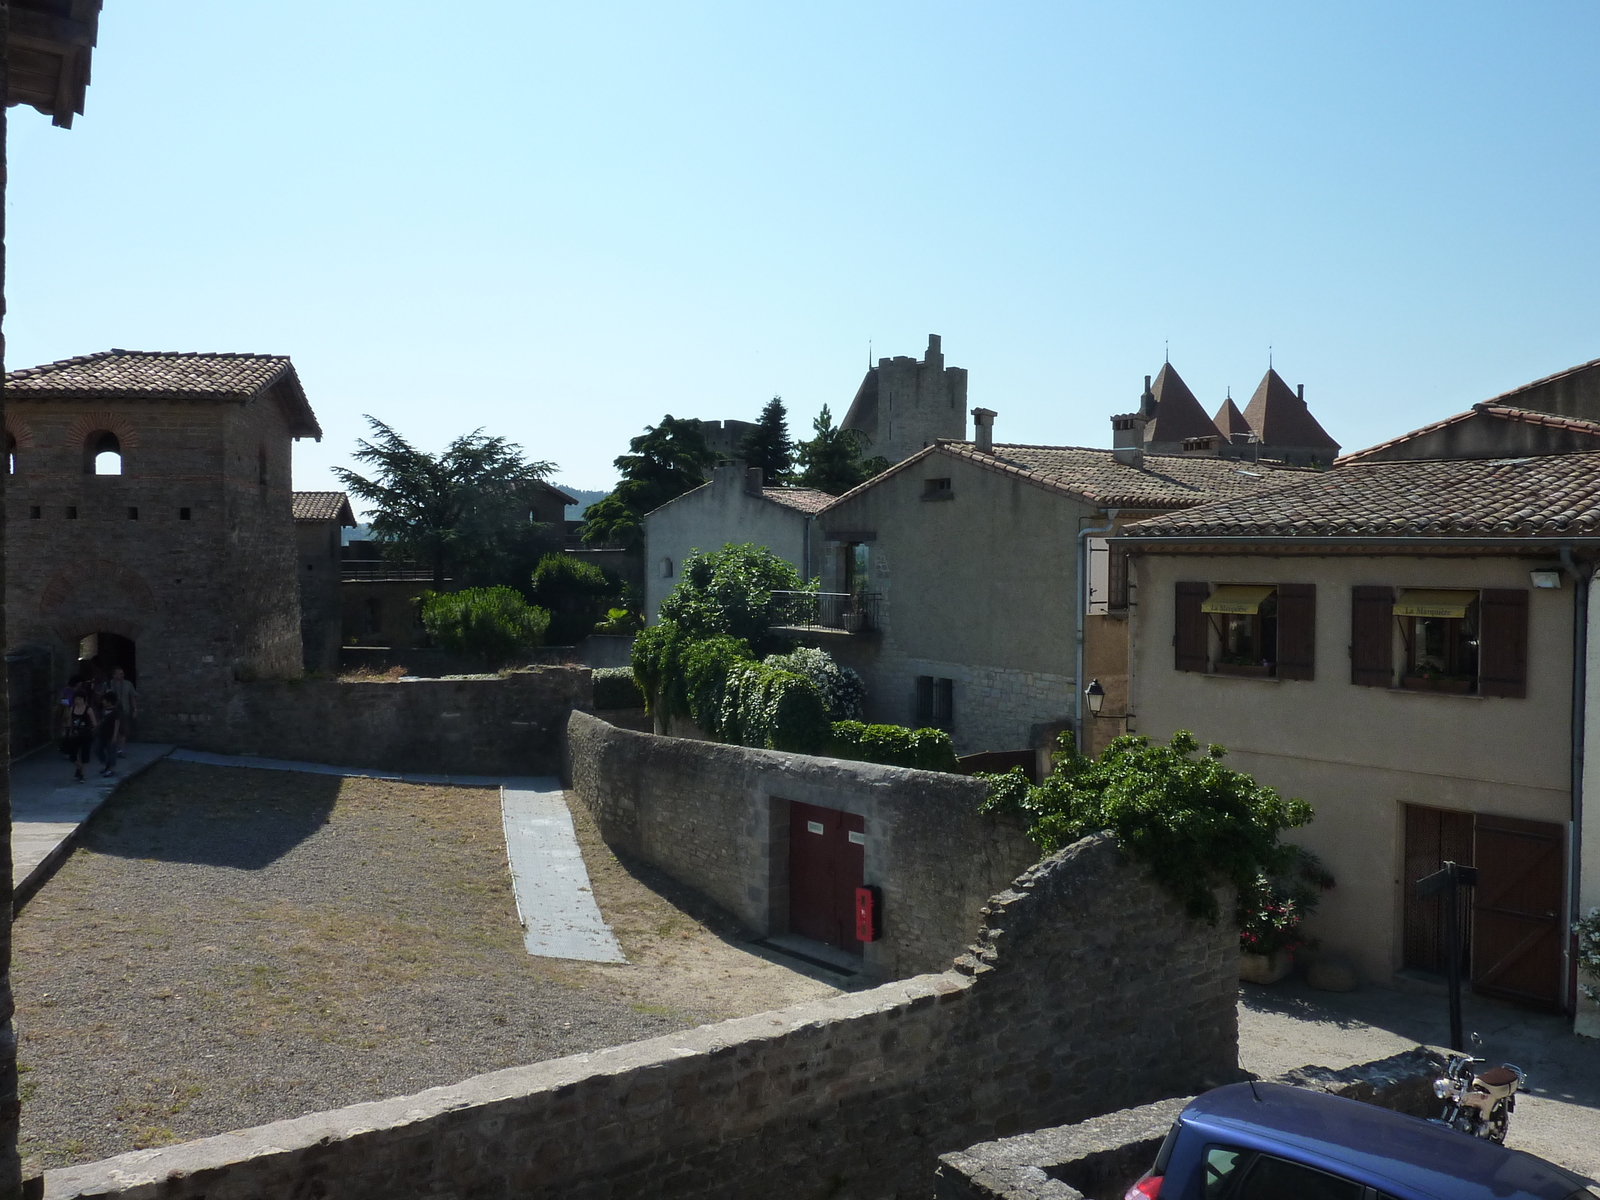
(14, 760), (839, 1173)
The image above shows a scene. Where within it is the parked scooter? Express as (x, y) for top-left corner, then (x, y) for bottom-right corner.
(1432, 1042), (1525, 1144)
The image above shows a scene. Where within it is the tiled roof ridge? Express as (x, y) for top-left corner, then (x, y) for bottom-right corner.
(1336, 403), (1600, 465)
(7, 347), (289, 384)
(760, 486), (834, 514)
(1123, 448), (1600, 539)
(1481, 355), (1600, 406)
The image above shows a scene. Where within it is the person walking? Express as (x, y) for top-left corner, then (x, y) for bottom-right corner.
(94, 690), (120, 778)
(109, 667), (137, 758)
(64, 686), (96, 783)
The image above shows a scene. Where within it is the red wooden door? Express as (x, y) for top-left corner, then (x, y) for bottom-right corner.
(788, 801), (865, 954)
(1472, 815), (1564, 1011)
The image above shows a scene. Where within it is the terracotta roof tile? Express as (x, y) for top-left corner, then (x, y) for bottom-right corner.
(825, 441), (1306, 512)
(762, 487), (835, 514)
(1241, 368), (1339, 450)
(1146, 363), (1224, 444)
(1122, 452), (1600, 539)
(6, 349), (322, 439)
(292, 492), (356, 524)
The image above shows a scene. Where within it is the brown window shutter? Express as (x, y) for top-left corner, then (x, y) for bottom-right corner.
(1480, 589), (1529, 698)
(1350, 586), (1394, 687)
(1277, 584), (1316, 680)
(1174, 582), (1209, 673)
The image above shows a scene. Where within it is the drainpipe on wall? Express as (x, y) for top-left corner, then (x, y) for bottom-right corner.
(802, 515), (813, 585)
(1075, 508), (1120, 753)
(1562, 544), (1590, 1011)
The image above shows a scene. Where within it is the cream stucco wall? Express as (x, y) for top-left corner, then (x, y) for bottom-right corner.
(817, 453), (1097, 754)
(1129, 550), (1575, 986)
(643, 466), (816, 621)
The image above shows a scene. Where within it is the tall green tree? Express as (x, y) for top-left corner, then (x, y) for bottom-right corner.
(793, 405), (890, 495)
(736, 395), (794, 483)
(580, 415), (713, 550)
(333, 417), (557, 588)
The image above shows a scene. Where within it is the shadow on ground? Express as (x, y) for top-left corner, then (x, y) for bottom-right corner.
(83, 760), (340, 869)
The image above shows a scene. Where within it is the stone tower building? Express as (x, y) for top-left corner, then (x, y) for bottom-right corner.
(841, 334), (967, 465)
(5, 350), (322, 741)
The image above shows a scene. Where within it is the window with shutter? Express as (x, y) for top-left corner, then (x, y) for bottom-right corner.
(1479, 589), (1529, 698)
(915, 675), (934, 725)
(1174, 582), (1209, 673)
(1350, 586), (1394, 687)
(1277, 584), (1316, 680)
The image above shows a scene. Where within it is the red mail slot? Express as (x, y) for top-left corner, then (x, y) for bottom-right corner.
(854, 885), (881, 942)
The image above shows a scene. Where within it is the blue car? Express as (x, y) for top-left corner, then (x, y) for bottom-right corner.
(1125, 1081), (1593, 1200)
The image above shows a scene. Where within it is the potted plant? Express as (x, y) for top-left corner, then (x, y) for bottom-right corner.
(1238, 846), (1335, 984)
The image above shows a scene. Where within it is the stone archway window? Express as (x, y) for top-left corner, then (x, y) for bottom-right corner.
(6, 432), (15, 476)
(86, 430), (122, 476)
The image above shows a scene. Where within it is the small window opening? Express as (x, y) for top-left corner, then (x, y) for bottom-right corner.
(65, 506), (78, 520)
(365, 598), (383, 637)
(6, 432), (16, 476)
(127, 507), (139, 520)
(87, 431), (122, 476)
(179, 507), (192, 521)
(661, 556), (674, 578)
(27, 506), (40, 520)
(257, 446), (268, 487)
(922, 477), (954, 500)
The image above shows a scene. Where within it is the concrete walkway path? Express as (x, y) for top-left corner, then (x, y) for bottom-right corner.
(11, 741), (174, 899)
(166, 750), (625, 964)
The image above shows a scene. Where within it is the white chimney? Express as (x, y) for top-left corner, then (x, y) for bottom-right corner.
(745, 466), (764, 493)
(971, 407), (997, 453)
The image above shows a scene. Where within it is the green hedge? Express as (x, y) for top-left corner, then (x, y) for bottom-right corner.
(592, 667), (644, 710)
(419, 587), (549, 665)
(827, 721), (959, 772)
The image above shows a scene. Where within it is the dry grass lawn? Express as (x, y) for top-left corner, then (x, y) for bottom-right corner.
(14, 760), (837, 1173)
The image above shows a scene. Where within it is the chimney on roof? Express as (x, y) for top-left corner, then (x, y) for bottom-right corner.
(1297, 384), (1304, 403)
(1139, 374), (1157, 421)
(971, 407), (996, 453)
(1111, 413), (1146, 469)
(745, 466), (764, 494)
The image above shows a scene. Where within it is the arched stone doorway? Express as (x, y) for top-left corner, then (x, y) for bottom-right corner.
(76, 631), (136, 685)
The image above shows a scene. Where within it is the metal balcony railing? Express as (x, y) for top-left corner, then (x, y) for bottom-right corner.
(769, 590), (881, 633)
(340, 561), (438, 582)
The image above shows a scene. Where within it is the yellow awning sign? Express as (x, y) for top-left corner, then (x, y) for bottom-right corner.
(1393, 589), (1475, 619)
(1201, 585), (1277, 615)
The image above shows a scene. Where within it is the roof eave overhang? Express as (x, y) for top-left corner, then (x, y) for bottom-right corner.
(1112, 534), (1600, 557)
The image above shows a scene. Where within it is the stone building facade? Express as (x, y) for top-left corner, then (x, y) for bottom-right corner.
(5, 349), (322, 740)
(842, 334), (968, 465)
(293, 491), (355, 672)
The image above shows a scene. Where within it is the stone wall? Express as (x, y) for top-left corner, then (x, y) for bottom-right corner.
(566, 710), (1039, 981)
(178, 668), (590, 776)
(47, 835), (1240, 1200)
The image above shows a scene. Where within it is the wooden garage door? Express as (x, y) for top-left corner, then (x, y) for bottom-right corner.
(788, 801), (865, 955)
(1472, 815), (1564, 1011)
(1402, 805), (1474, 975)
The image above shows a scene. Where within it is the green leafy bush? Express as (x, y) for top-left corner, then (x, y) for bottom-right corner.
(827, 721), (959, 772)
(419, 587), (550, 664)
(592, 666), (645, 710)
(658, 543), (809, 655)
(763, 647), (865, 720)
(979, 730), (1313, 922)
(528, 553), (622, 645)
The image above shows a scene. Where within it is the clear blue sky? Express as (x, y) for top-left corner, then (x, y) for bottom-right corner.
(7, 2), (1599, 504)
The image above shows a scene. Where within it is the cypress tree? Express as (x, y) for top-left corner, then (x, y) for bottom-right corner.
(736, 395), (794, 483)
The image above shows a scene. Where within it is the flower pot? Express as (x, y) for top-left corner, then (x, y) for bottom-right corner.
(1239, 949), (1293, 984)
(841, 611), (865, 633)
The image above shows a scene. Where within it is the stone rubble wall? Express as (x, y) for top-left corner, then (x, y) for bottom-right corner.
(177, 667), (591, 776)
(565, 709), (1039, 981)
(46, 834), (1239, 1200)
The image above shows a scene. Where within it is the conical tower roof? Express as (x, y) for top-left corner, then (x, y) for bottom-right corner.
(1145, 363), (1223, 444)
(1213, 396), (1253, 439)
(1242, 368), (1338, 449)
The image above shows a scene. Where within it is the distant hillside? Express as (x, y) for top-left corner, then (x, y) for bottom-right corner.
(559, 487), (610, 521)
